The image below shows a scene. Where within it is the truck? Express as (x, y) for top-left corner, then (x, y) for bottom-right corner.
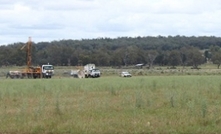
(21, 64), (54, 79)
(84, 64), (101, 78)
(42, 64), (54, 78)
(6, 64), (54, 79)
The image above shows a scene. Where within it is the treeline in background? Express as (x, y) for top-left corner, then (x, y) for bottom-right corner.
(1, 35), (221, 69)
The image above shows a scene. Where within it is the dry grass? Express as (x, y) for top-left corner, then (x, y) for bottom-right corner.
(0, 75), (221, 133)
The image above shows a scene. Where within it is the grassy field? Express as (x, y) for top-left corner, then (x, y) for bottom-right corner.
(1, 74), (221, 133)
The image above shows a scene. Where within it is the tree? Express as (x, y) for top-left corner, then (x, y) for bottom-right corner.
(180, 47), (188, 68)
(123, 50), (129, 66)
(168, 50), (181, 68)
(110, 48), (124, 66)
(211, 51), (221, 69)
(209, 46), (221, 68)
(145, 50), (158, 69)
(125, 46), (144, 65)
(186, 47), (205, 69)
(2, 36), (221, 67)
(155, 51), (169, 66)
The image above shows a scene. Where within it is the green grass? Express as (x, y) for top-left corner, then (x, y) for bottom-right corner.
(0, 75), (221, 133)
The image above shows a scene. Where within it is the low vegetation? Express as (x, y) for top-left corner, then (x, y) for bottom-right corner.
(1, 72), (221, 133)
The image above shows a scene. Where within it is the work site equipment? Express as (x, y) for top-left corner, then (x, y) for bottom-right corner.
(84, 63), (100, 78)
(6, 37), (54, 79)
(20, 37), (42, 78)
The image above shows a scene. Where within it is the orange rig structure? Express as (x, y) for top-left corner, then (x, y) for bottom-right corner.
(6, 37), (54, 79)
(19, 37), (42, 78)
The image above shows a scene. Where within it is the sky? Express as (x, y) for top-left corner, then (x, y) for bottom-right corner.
(1, 0), (221, 45)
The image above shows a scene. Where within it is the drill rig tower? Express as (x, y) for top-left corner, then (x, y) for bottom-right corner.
(21, 37), (41, 78)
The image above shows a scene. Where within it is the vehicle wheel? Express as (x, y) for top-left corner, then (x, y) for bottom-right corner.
(33, 76), (37, 79)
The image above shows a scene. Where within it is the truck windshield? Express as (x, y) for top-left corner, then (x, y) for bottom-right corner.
(43, 66), (54, 70)
(93, 69), (100, 72)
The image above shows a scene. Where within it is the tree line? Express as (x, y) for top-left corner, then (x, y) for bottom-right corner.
(1, 35), (221, 68)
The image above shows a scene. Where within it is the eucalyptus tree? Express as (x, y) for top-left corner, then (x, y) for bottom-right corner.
(186, 47), (205, 69)
(210, 46), (221, 69)
(168, 50), (182, 68)
(145, 50), (158, 69)
(211, 51), (221, 69)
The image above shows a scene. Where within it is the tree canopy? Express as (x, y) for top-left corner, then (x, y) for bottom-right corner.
(1, 36), (221, 68)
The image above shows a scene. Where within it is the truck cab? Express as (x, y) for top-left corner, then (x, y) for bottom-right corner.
(90, 69), (101, 78)
(42, 64), (54, 78)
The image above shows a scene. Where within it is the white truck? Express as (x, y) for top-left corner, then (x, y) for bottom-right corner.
(84, 64), (101, 78)
(42, 64), (54, 78)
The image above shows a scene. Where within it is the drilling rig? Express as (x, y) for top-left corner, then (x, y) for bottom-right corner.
(6, 37), (54, 79)
(20, 37), (42, 78)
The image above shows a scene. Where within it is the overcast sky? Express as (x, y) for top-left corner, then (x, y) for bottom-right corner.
(1, 0), (221, 45)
